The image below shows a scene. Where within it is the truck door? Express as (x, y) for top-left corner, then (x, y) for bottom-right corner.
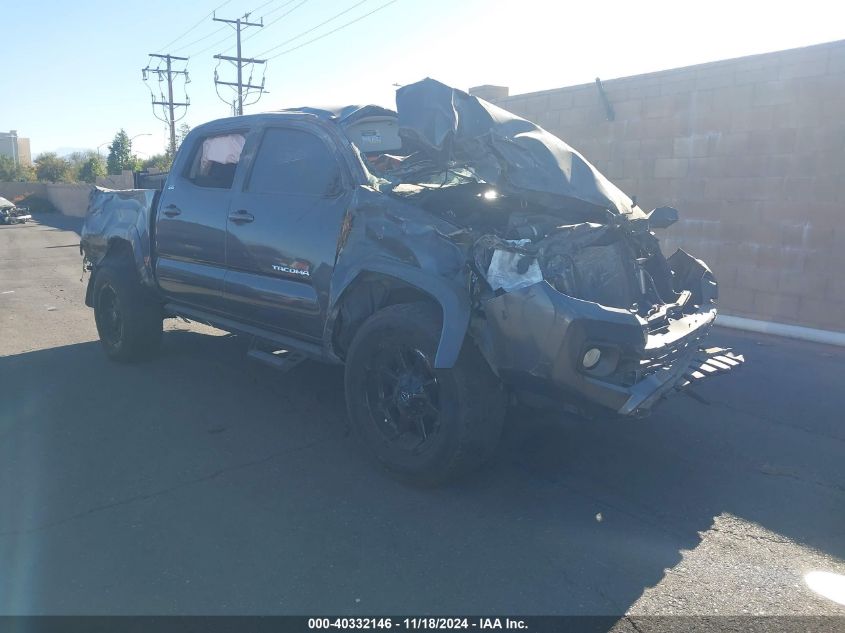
(224, 125), (352, 340)
(155, 129), (249, 312)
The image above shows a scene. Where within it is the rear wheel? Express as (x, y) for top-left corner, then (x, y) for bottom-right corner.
(93, 259), (162, 362)
(344, 302), (505, 485)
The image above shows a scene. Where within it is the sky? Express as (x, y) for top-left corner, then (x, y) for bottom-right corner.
(3, 0), (844, 158)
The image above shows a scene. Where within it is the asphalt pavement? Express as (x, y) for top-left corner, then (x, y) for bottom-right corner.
(1, 214), (844, 621)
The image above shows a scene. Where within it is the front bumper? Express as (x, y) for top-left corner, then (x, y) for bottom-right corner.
(615, 344), (744, 414)
(477, 280), (743, 416)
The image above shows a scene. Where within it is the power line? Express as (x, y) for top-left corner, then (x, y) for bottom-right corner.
(142, 54), (191, 156)
(231, 0), (310, 51)
(249, 0), (282, 15)
(172, 25), (228, 54)
(253, 0), (305, 22)
(187, 29), (235, 58)
(184, 0), (296, 58)
(213, 14), (267, 115)
(158, 0), (235, 51)
(262, 0), (400, 61)
(252, 0), (369, 58)
(186, 0), (301, 58)
(172, 0), (284, 56)
(242, 62), (269, 108)
(249, 0), (310, 35)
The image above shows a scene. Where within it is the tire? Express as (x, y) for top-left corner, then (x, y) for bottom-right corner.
(344, 302), (506, 485)
(93, 258), (162, 362)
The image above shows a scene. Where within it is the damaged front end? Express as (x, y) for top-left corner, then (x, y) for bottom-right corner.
(348, 78), (743, 416)
(472, 226), (738, 416)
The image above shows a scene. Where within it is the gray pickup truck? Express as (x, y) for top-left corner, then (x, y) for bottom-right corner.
(80, 78), (742, 484)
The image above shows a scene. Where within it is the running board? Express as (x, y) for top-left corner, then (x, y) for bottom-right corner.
(247, 346), (307, 372)
(162, 302), (329, 362)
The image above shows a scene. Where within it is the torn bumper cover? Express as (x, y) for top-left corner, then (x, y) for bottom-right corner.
(479, 280), (744, 416)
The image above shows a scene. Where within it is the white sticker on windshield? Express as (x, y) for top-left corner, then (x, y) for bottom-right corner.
(361, 130), (382, 145)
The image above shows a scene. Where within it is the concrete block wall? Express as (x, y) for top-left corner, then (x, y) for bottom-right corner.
(488, 40), (845, 332)
(96, 171), (134, 190)
(0, 181), (91, 217)
(45, 183), (93, 217)
(1, 171), (135, 218)
(0, 181), (48, 202)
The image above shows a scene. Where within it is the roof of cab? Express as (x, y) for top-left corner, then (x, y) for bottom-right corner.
(192, 104), (397, 133)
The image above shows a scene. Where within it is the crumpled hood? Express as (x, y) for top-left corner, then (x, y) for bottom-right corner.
(395, 78), (633, 215)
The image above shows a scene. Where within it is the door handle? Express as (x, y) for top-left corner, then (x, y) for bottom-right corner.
(163, 205), (181, 217)
(228, 210), (255, 224)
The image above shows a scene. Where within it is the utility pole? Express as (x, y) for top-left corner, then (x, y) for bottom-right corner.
(142, 54), (190, 156)
(213, 13), (266, 115)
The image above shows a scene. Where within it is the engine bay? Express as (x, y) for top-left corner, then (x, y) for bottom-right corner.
(377, 176), (700, 324)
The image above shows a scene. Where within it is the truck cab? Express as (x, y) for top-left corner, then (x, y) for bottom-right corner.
(154, 114), (360, 346)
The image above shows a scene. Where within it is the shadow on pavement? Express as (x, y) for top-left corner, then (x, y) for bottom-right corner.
(29, 212), (83, 235)
(0, 327), (842, 615)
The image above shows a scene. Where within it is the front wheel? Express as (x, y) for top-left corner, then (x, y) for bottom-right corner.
(344, 302), (506, 485)
(93, 260), (162, 362)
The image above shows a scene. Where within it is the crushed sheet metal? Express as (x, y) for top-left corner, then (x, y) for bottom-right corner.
(395, 78), (635, 215)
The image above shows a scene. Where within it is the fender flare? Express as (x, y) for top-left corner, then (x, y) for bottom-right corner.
(117, 226), (155, 289)
(327, 258), (470, 369)
(84, 230), (154, 307)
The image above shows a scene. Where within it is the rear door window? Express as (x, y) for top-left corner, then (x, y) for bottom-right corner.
(247, 128), (339, 196)
(185, 133), (246, 189)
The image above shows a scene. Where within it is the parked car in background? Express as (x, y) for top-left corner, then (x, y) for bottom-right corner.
(0, 197), (31, 225)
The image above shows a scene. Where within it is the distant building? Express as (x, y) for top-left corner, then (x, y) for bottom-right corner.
(0, 131), (32, 167)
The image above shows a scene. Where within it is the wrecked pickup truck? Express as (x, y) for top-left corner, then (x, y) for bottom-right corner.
(80, 78), (742, 484)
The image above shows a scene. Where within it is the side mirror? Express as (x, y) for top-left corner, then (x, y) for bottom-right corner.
(646, 206), (678, 229)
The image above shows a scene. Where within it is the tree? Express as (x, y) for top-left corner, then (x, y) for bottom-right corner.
(65, 151), (106, 183)
(177, 123), (191, 150)
(142, 153), (171, 172)
(77, 154), (107, 183)
(34, 152), (71, 182)
(0, 155), (13, 180)
(0, 156), (35, 182)
(164, 122), (192, 165)
(106, 129), (136, 175)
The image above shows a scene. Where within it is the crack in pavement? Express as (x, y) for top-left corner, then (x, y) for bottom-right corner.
(623, 615), (647, 633)
(0, 433), (334, 538)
